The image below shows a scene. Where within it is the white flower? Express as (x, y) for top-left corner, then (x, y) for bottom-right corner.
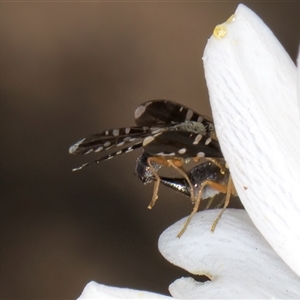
(158, 209), (300, 298)
(78, 4), (300, 299)
(202, 3), (300, 276)
(78, 281), (171, 299)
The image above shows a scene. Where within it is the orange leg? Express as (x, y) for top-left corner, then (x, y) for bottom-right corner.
(146, 157), (161, 209)
(146, 156), (234, 236)
(177, 179), (230, 238)
(205, 178), (230, 210)
(166, 160), (195, 204)
(205, 158), (226, 175)
(210, 175), (233, 232)
(146, 156), (185, 209)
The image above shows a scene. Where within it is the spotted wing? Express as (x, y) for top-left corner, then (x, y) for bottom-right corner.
(143, 131), (222, 159)
(72, 142), (144, 171)
(134, 99), (213, 128)
(69, 126), (151, 155)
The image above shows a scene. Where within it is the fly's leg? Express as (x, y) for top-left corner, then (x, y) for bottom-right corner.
(211, 175), (233, 232)
(146, 157), (161, 209)
(167, 160), (195, 204)
(177, 180), (228, 238)
(146, 156), (185, 209)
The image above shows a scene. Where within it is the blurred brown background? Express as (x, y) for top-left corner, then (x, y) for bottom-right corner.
(1, 2), (299, 299)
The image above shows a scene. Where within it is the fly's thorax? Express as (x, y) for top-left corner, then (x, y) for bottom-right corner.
(168, 121), (207, 135)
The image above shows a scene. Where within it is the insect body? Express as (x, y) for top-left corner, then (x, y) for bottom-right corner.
(135, 151), (236, 236)
(136, 152), (228, 200)
(69, 100), (234, 236)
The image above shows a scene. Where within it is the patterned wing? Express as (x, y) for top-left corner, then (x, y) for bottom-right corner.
(69, 99), (221, 171)
(134, 99), (213, 128)
(69, 126), (155, 171)
(69, 126), (151, 155)
(143, 130), (222, 159)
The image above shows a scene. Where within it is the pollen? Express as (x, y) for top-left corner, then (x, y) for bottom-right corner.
(213, 24), (227, 39)
(213, 13), (236, 39)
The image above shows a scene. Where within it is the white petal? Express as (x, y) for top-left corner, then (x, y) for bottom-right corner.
(77, 281), (171, 299)
(298, 47), (300, 106)
(158, 210), (300, 298)
(203, 4), (300, 275)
